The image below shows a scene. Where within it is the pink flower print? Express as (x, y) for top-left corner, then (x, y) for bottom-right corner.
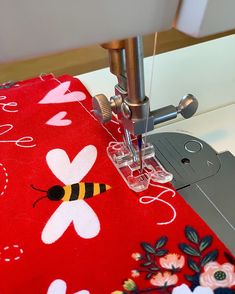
(159, 253), (185, 270)
(200, 261), (235, 290)
(150, 272), (178, 287)
(131, 252), (142, 261)
(131, 270), (140, 278)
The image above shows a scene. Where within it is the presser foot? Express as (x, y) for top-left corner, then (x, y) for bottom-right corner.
(107, 140), (173, 192)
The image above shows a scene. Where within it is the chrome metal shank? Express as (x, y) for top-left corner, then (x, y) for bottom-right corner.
(92, 36), (198, 136)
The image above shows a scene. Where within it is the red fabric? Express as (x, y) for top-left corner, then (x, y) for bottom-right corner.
(0, 75), (234, 294)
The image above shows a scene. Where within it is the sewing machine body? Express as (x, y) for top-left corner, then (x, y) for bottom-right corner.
(2, 0), (235, 63)
(0, 0), (179, 63)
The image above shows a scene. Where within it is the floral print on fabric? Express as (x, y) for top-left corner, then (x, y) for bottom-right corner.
(0, 81), (17, 89)
(159, 253), (185, 270)
(150, 271), (178, 287)
(112, 226), (235, 294)
(200, 262), (235, 290)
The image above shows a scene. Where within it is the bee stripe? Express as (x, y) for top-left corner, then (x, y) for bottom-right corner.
(84, 183), (94, 198)
(78, 182), (86, 199)
(105, 184), (111, 191)
(70, 184), (79, 201)
(99, 183), (106, 193)
(63, 185), (72, 201)
(93, 183), (100, 196)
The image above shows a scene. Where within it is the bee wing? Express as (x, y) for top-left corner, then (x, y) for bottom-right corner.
(47, 279), (90, 294)
(47, 279), (66, 294)
(46, 145), (97, 185)
(42, 201), (100, 244)
(72, 201), (100, 239)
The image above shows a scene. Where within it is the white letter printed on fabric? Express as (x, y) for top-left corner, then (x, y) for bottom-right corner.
(0, 124), (36, 148)
(41, 145), (100, 244)
(47, 279), (90, 294)
(39, 81), (86, 104)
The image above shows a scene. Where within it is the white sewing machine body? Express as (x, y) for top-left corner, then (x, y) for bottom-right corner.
(1, 0), (235, 252)
(1, 0), (235, 62)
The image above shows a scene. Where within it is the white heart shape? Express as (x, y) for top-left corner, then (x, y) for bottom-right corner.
(46, 111), (72, 126)
(42, 201), (100, 244)
(46, 145), (97, 185)
(39, 81), (86, 104)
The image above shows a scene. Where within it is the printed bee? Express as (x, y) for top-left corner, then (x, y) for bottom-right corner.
(32, 182), (111, 207)
(33, 145), (111, 244)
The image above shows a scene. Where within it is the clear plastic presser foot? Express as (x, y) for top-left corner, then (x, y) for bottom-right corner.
(107, 140), (173, 192)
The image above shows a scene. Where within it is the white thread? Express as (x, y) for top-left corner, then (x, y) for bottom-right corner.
(39, 74), (45, 81)
(110, 119), (119, 125)
(196, 184), (235, 231)
(148, 33), (158, 100)
(0, 163), (8, 196)
(79, 100), (117, 142)
(39, 73), (55, 82)
(39, 73), (47, 81)
(139, 183), (177, 225)
(143, 32), (158, 151)
(108, 141), (123, 151)
(0, 124), (36, 148)
(0, 244), (24, 262)
(52, 77), (118, 141)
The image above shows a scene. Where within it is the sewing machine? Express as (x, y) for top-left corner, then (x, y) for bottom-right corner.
(81, 36), (235, 254)
(1, 0), (235, 253)
(90, 1), (235, 254)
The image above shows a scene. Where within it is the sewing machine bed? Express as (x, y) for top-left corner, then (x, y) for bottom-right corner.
(0, 75), (234, 293)
(148, 105), (235, 253)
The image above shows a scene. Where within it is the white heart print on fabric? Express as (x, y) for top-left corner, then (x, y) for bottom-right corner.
(46, 111), (72, 126)
(39, 81), (86, 104)
(47, 279), (90, 294)
(37, 145), (111, 244)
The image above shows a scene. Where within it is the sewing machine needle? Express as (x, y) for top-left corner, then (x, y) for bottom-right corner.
(137, 135), (143, 173)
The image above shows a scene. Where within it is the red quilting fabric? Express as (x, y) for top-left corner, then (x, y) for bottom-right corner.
(0, 75), (234, 294)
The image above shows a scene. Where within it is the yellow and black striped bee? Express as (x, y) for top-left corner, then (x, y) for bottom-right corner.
(31, 182), (111, 207)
